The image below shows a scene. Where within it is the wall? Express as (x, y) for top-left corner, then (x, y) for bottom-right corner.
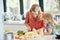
(0, 0), (4, 40)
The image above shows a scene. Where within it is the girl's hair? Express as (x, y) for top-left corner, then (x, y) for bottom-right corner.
(30, 4), (42, 21)
(43, 13), (56, 28)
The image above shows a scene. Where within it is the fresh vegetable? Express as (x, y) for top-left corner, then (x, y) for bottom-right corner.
(17, 30), (25, 35)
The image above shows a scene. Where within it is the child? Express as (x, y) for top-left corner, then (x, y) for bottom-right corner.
(43, 13), (58, 35)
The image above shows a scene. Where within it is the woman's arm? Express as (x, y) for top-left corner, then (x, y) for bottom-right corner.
(25, 12), (31, 31)
(25, 24), (31, 31)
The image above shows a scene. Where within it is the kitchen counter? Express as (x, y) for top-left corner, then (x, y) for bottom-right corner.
(14, 35), (59, 40)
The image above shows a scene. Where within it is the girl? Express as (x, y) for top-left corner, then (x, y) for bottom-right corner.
(43, 13), (58, 35)
(25, 4), (45, 35)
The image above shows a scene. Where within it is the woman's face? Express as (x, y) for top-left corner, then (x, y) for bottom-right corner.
(33, 6), (39, 15)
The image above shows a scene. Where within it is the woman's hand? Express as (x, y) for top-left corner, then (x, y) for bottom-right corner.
(37, 28), (44, 35)
(32, 28), (38, 36)
(25, 24), (31, 31)
(33, 28), (37, 33)
(27, 26), (31, 31)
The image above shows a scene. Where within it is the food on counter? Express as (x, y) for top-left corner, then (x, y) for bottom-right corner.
(18, 34), (23, 36)
(25, 32), (35, 38)
(15, 30), (25, 38)
(17, 30), (25, 35)
(15, 34), (19, 39)
(16, 29), (44, 39)
(5, 29), (10, 33)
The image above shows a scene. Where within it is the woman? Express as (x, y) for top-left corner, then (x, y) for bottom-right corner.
(25, 4), (45, 35)
(43, 13), (58, 35)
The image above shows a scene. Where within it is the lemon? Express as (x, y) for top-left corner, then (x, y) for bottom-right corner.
(5, 29), (10, 33)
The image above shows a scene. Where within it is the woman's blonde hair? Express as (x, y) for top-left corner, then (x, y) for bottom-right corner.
(30, 4), (42, 21)
(43, 13), (56, 28)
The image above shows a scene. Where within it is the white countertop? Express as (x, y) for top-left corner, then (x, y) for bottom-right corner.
(14, 35), (58, 40)
(4, 20), (25, 25)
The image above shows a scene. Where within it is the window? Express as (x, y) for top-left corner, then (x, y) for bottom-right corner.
(44, 0), (60, 34)
(3, 0), (43, 24)
(44, 0), (60, 13)
(4, 0), (21, 22)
